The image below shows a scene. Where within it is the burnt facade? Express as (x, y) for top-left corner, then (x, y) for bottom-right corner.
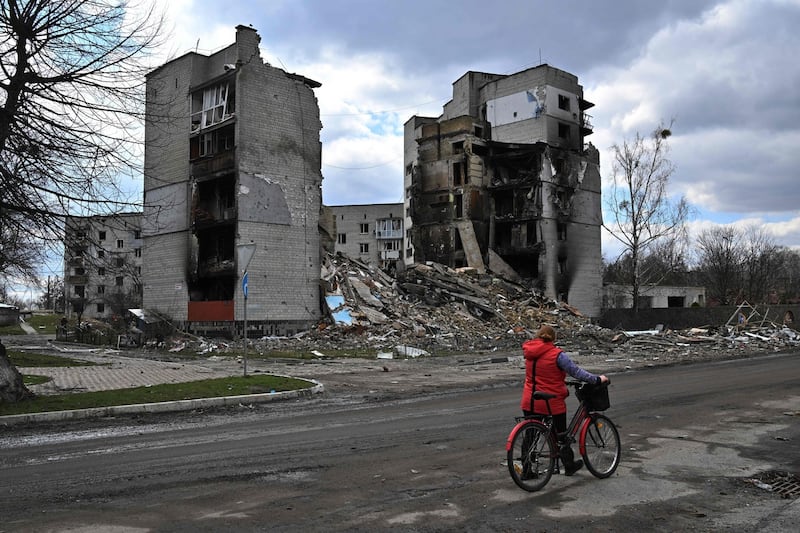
(142, 26), (323, 335)
(404, 66), (602, 316)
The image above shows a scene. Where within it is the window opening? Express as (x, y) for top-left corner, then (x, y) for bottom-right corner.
(558, 94), (570, 111)
(338, 234), (347, 244)
(115, 276), (124, 286)
(359, 243), (369, 253)
(116, 239), (124, 249)
(360, 223), (369, 234)
(453, 161), (465, 186)
(558, 123), (571, 140)
(557, 222), (567, 241)
(99, 231), (106, 240)
(191, 82), (235, 132)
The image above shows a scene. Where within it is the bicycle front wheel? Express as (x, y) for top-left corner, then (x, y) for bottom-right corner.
(581, 414), (621, 478)
(507, 421), (555, 492)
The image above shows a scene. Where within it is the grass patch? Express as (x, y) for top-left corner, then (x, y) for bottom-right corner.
(23, 375), (51, 386)
(0, 374), (312, 416)
(8, 350), (97, 368)
(0, 323), (24, 335)
(25, 314), (61, 335)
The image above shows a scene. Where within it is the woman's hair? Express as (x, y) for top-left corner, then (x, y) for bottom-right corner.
(536, 325), (557, 342)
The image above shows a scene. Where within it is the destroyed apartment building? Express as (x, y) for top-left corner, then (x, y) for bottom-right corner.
(141, 25), (324, 336)
(404, 66), (602, 316)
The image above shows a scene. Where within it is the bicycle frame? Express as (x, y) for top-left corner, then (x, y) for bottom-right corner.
(505, 394), (597, 460)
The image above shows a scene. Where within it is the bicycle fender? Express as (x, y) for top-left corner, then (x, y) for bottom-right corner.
(506, 419), (545, 451)
(578, 416), (593, 456)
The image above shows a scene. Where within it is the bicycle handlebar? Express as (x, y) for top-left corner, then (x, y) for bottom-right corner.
(565, 379), (610, 387)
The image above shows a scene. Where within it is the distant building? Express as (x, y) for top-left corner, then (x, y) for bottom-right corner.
(603, 284), (706, 309)
(142, 25), (323, 336)
(404, 65), (602, 316)
(328, 203), (404, 273)
(63, 214), (143, 320)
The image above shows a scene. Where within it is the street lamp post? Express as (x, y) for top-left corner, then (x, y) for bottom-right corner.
(237, 243), (257, 377)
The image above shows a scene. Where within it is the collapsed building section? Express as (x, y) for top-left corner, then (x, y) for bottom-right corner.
(404, 66), (602, 316)
(142, 25), (323, 335)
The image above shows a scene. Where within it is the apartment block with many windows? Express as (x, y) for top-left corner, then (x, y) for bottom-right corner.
(63, 213), (143, 320)
(328, 203), (404, 274)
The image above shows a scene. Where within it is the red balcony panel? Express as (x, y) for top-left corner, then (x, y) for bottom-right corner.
(188, 300), (234, 321)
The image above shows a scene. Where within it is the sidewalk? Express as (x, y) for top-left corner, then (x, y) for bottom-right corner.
(2, 340), (323, 425)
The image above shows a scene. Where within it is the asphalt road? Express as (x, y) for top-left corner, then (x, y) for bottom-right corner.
(0, 352), (798, 532)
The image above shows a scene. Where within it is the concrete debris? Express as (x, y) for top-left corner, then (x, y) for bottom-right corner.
(157, 254), (800, 361)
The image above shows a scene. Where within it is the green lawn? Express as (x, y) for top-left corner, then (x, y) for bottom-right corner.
(0, 312), (61, 335)
(1, 349), (314, 417)
(0, 374), (312, 416)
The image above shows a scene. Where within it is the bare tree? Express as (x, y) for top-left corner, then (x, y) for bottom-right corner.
(0, 211), (44, 283)
(0, 0), (163, 246)
(695, 226), (744, 305)
(695, 224), (781, 305)
(604, 122), (690, 311)
(740, 225), (781, 304)
(0, 0), (163, 403)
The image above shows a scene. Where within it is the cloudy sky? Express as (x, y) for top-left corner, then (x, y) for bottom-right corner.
(155, 0), (798, 260)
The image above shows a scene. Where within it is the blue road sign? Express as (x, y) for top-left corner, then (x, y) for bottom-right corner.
(242, 271), (249, 298)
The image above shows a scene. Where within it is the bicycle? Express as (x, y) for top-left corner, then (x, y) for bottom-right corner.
(506, 380), (621, 492)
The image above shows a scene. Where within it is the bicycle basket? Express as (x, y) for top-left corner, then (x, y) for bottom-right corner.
(576, 383), (610, 411)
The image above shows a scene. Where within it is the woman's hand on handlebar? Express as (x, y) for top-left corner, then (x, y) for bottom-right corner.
(598, 375), (609, 385)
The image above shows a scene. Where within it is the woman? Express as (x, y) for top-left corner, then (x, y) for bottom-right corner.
(520, 324), (608, 475)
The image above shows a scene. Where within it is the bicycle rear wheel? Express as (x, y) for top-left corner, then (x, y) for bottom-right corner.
(507, 421), (555, 492)
(581, 414), (621, 478)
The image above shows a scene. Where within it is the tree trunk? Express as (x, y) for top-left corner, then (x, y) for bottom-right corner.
(0, 342), (36, 403)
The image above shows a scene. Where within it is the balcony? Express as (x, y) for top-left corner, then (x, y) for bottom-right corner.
(581, 113), (594, 136)
(375, 229), (403, 239)
(191, 150), (236, 178)
(66, 275), (88, 285)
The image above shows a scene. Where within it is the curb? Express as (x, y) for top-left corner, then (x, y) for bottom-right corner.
(0, 381), (324, 427)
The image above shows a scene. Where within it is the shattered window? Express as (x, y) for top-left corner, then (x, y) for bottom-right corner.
(338, 234), (347, 244)
(558, 94), (570, 111)
(557, 222), (567, 241)
(99, 231), (106, 240)
(191, 82), (235, 132)
(359, 243), (369, 253)
(97, 303), (105, 313)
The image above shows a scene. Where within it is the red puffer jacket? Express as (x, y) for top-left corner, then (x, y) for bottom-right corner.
(520, 338), (568, 414)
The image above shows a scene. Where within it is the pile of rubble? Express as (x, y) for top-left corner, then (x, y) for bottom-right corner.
(258, 253), (588, 355)
(159, 253), (800, 361)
